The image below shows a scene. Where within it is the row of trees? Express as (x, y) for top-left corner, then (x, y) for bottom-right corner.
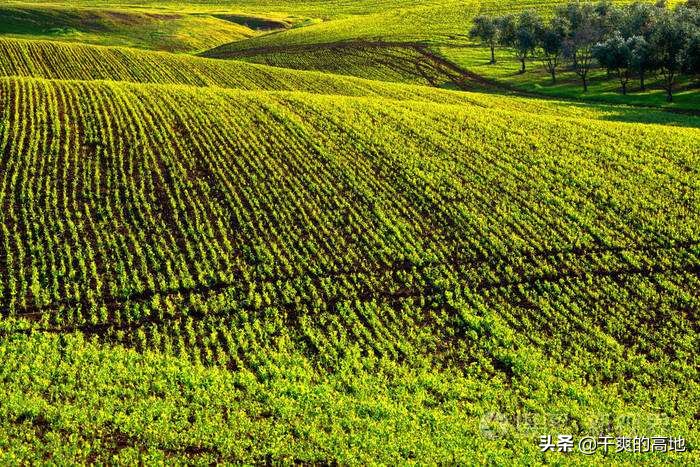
(469, 1), (700, 101)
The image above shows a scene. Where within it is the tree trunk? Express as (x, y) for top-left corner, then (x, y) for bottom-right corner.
(520, 58), (526, 74)
(639, 70), (645, 91)
(666, 86), (673, 102)
(582, 75), (588, 92)
(490, 45), (495, 64)
(619, 70), (627, 95)
(551, 69), (556, 83)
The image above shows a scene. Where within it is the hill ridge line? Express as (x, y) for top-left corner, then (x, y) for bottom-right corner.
(2, 75), (696, 132)
(203, 38), (700, 117)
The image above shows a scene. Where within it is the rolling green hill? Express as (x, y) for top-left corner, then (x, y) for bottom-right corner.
(0, 74), (698, 462)
(0, 0), (698, 463)
(202, 41), (470, 86)
(6, 1), (697, 108)
(0, 4), (285, 52)
(0, 37), (696, 127)
(0, 37), (466, 89)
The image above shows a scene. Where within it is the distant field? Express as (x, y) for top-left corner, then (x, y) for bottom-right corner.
(203, 42), (469, 86)
(1, 37), (696, 127)
(5, 1), (697, 108)
(194, 0), (698, 110)
(0, 37), (464, 89)
(0, 4), (302, 52)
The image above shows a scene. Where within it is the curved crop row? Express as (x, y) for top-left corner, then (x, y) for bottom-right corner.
(203, 42), (466, 86)
(0, 76), (697, 379)
(0, 37), (474, 96)
(2, 37), (697, 129)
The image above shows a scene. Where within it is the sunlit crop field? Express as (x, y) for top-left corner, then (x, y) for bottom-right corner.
(0, 0), (698, 463)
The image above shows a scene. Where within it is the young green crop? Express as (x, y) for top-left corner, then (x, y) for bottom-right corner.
(0, 75), (698, 461)
(1, 37), (696, 126)
(0, 0), (698, 462)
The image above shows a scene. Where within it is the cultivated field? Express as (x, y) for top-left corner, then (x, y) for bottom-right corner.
(0, 0), (698, 463)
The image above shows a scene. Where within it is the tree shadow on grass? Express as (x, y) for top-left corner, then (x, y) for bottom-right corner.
(601, 110), (700, 128)
(548, 101), (700, 128)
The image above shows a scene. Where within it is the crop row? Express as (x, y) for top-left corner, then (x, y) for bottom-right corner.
(210, 43), (464, 85)
(0, 37), (460, 98)
(2, 37), (696, 127)
(0, 76), (697, 378)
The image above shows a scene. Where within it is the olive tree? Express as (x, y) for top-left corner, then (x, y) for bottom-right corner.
(593, 34), (634, 94)
(538, 18), (567, 83)
(650, 8), (693, 101)
(470, 15), (501, 64)
(499, 10), (543, 74)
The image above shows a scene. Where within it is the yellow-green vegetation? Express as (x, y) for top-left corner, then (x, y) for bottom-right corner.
(0, 0), (698, 463)
(0, 4), (300, 52)
(198, 0), (698, 109)
(0, 37), (696, 126)
(203, 42), (469, 86)
(7, 1), (698, 108)
(0, 73), (698, 462)
(0, 37), (464, 89)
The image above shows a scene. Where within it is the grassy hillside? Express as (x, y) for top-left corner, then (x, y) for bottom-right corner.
(440, 44), (700, 112)
(0, 75), (698, 461)
(0, 4), (287, 52)
(7, 1), (689, 46)
(0, 0), (698, 463)
(202, 41), (469, 86)
(1, 37), (696, 128)
(8, 1), (697, 109)
(194, 0), (699, 110)
(0, 37), (465, 90)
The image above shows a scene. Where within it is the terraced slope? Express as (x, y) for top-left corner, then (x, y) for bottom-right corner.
(0, 75), (698, 461)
